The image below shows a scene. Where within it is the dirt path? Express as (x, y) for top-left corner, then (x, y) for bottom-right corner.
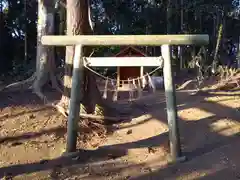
(0, 88), (239, 179)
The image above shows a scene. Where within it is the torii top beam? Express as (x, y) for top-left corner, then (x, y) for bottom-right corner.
(41, 34), (209, 46)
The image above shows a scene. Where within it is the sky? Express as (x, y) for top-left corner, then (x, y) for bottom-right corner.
(0, 1), (8, 12)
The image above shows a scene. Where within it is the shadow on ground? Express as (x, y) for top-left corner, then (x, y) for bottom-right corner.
(0, 147), (128, 178)
(0, 86), (239, 179)
(0, 89), (61, 109)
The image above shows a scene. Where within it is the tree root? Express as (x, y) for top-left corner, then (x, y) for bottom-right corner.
(0, 72), (63, 111)
(33, 87), (48, 104)
(0, 72), (63, 94)
(80, 113), (129, 122)
(51, 103), (129, 123)
(0, 72), (52, 108)
(0, 73), (130, 124)
(213, 73), (240, 90)
(176, 79), (195, 90)
(50, 73), (64, 94)
(0, 73), (36, 92)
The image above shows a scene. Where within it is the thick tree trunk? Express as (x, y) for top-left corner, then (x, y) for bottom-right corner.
(57, 0), (128, 120)
(33, 0), (61, 101)
(59, 0), (107, 117)
(60, 0), (91, 103)
(237, 36), (240, 68)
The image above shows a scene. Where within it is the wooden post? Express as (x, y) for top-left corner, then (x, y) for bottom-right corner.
(147, 73), (156, 92)
(162, 44), (184, 162)
(117, 67), (120, 89)
(142, 76), (147, 89)
(137, 78), (142, 98)
(103, 77), (108, 99)
(140, 66), (144, 77)
(66, 44), (84, 152)
(112, 80), (118, 101)
(42, 35), (209, 46)
(128, 78), (133, 102)
(132, 78), (137, 88)
(83, 57), (163, 67)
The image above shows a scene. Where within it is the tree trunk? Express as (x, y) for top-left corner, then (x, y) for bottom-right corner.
(237, 36), (240, 68)
(59, 0), (117, 119)
(179, 0), (184, 69)
(60, 0), (92, 106)
(33, 0), (60, 101)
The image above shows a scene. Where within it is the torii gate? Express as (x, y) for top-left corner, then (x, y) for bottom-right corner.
(41, 34), (209, 163)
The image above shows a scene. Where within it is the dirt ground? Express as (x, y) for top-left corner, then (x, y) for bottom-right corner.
(0, 79), (240, 179)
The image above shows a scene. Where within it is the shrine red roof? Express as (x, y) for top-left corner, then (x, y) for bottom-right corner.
(115, 46), (146, 57)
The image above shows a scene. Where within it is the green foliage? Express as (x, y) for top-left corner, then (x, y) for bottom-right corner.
(93, 46), (121, 56)
(0, 0), (37, 77)
(1, 0), (240, 79)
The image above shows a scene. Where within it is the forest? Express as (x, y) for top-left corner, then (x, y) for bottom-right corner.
(1, 0), (240, 79)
